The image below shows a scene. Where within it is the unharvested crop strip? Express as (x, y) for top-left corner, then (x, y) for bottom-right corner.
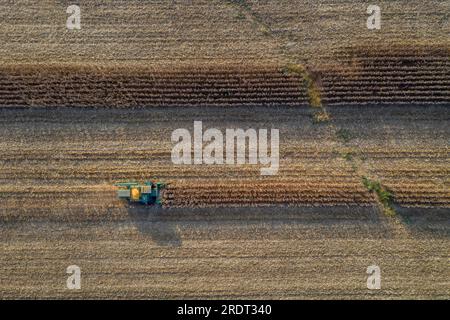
(0, 64), (309, 107)
(319, 44), (450, 105)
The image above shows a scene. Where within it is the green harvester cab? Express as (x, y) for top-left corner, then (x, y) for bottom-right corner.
(114, 181), (166, 205)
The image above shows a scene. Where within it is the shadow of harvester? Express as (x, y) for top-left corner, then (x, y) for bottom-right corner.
(125, 204), (389, 248)
(394, 206), (450, 237)
(126, 205), (182, 247)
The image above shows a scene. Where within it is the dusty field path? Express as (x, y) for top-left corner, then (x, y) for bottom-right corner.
(0, 105), (449, 298)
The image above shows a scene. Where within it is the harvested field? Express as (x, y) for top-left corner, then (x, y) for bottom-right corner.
(0, 0), (449, 300)
(1, 0), (448, 107)
(0, 106), (449, 298)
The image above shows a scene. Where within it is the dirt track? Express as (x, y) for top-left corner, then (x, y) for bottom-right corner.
(0, 105), (448, 299)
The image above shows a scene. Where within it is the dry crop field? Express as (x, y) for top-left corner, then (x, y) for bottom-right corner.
(0, 0), (449, 299)
(0, 106), (449, 299)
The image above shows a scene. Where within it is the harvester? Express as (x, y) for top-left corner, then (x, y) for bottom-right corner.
(114, 181), (166, 205)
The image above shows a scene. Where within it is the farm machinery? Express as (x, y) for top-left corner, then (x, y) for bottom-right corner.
(114, 181), (166, 205)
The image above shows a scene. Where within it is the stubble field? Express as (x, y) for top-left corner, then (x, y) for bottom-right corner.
(0, 0), (449, 299)
(0, 105), (448, 298)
